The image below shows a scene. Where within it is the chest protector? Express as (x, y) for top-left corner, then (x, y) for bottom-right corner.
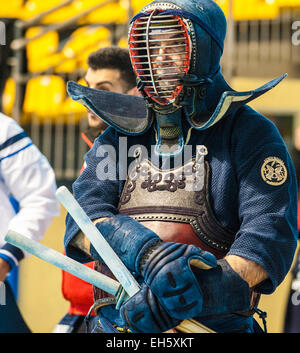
(118, 145), (234, 260)
(94, 145), (235, 302)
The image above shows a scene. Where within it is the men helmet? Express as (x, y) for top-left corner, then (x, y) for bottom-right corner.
(129, 6), (192, 106)
(128, 0), (227, 119)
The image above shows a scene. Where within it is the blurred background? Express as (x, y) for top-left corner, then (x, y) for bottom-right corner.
(0, 0), (299, 333)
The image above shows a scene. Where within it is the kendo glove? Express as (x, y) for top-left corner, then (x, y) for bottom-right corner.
(93, 215), (218, 322)
(139, 240), (251, 318)
(96, 284), (182, 333)
(109, 241), (217, 333)
(96, 261), (252, 334)
(93, 215), (251, 330)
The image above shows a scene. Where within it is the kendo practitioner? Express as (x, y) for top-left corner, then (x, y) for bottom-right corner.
(64, 0), (298, 333)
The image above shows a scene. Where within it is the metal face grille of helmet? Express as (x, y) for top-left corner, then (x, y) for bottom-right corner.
(129, 10), (192, 106)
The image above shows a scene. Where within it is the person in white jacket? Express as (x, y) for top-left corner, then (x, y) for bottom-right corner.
(0, 112), (60, 332)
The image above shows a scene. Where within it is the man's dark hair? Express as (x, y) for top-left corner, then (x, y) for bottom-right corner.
(87, 46), (137, 90)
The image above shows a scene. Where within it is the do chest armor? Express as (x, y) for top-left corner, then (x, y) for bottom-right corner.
(93, 145), (236, 302)
(118, 145), (234, 260)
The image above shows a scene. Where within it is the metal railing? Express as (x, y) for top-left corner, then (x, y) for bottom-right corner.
(23, 115), (89, 182)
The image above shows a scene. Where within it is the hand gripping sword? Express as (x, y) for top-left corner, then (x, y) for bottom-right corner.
(5, 186), (214, 333)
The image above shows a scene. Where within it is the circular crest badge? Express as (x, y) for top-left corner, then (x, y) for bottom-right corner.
(261, 157), (287, 186)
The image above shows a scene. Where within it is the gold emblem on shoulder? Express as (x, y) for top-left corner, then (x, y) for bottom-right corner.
(261, 157), (287, 186)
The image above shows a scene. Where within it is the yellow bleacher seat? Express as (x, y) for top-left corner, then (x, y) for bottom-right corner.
(130, 0), (300, 20)
(62, 94), (86, 114)
(23, 0), (62, 14)
(61, 96), (86, 123)
(277, 0), (300, 7)
(76, 0), (128, 24)
(61, 99), (86, 119)
(23, 75), (66, 119)
(41, 1), (79, 24)
(216, 0), (283, 21)
(55, 26), (111, 73)
(26, 27), (60, 73)
(0, 0), (24, 19)
(22, 0), (129, 24)
(215, 0), (280, 21)
(234, 0), (279, 20)
(62, 26), (111, 56)
(22, 0), (70, 20)
(19, 0), (141, 24)
(118, 36), (129, 49)
(2, 78), (16, 116)
(54, 58), (78, 74)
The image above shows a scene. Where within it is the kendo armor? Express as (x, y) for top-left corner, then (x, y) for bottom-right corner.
(66, 0), (285, 312)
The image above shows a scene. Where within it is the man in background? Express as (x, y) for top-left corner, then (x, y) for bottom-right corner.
(81, 46), (139, 150)
(0, 112), (60, 333)
(53, 46), (139, 333)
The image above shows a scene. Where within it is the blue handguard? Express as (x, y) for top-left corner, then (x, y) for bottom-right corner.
(94, 215), (251, 333)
